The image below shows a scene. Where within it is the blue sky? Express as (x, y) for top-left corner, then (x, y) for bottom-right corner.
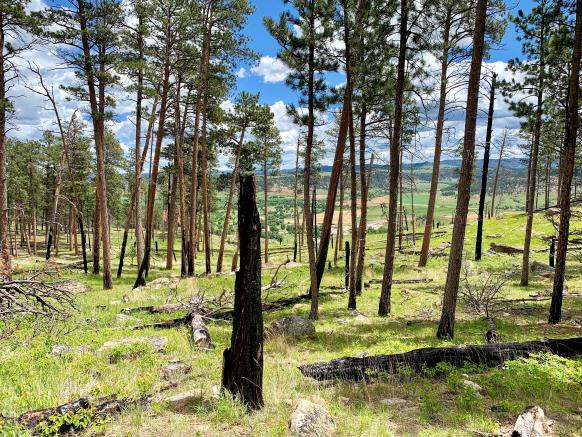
(12, 0), (537, 169)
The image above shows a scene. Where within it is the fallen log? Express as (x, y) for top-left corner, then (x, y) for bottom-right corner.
(299, 337), (582, 381)
(490, 243), (523, 255)
(17, 394), (154, 432)
(368, 278), (433, 285)
(190, 313), (213, 349)
(133, 291), (346, 330)
(121, 303), (186, 315)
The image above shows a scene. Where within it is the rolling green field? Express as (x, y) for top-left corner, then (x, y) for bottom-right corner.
(0, 198), (581, 436)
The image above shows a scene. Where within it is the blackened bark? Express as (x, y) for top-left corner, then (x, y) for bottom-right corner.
(78, 216), (88, 274)
(221, 175), (263, 410)
(475, 73), (496, 261)
(299, 336), (582, 381)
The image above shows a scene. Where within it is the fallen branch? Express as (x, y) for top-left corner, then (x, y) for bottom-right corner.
(133, 290), (346, 330)
(299, 337), (582, 381)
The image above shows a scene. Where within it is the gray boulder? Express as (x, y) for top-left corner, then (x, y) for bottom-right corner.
(267, 315), (315, 339)
(289, 399), (336, 437)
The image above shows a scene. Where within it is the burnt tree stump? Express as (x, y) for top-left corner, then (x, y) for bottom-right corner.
(221, 175), (264, 410)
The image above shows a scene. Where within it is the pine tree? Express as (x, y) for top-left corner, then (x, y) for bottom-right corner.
(266, 0), (338, 319)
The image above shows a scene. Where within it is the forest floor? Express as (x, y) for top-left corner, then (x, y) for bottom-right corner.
(1, 210), (581, 436)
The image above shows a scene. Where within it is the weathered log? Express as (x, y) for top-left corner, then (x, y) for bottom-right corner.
(18, 394), (153, 432)
(490, 243), (523, 255)
(299, 337), (582, 381)
(190, 313), (213, 349)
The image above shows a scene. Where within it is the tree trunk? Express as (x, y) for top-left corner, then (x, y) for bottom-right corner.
(334, 170), (345, 267)
(165, 174), (177, 269)
(549, 0), (581, 324)
(175, 83), (190, 277)
(305, 6), (319, 320)
(217, 127), (245, 272)
(0, 31), (10, 278)
(490, 131), (506, 215)
(92, 198), (101, 274)
(475, 73), (496, 261)
(134, 41), (171, 288)
(117, 97), (157, 277)
(436, 0), (488, 338)
(263, 158), (269, 264)
(348, 102), (358, 310)
(221, 175), (263, 410)
(355, 149), (373, 294)
(521, 14), (546, 286)
(418, 9), (451, 268)
(379, 0), (408, 316)
(314, 91), (350, 290)
(293, 138), (300, 262)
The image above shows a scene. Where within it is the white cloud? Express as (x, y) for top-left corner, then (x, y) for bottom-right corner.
(251, 56), (291, 83)
(235, 67), (247, 79)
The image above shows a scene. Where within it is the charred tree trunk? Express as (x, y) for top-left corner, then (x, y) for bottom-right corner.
(549, 0), (581, 324)
(436, 0), (488, 338)
(475, 73), (496, 261)
(221, 175), (263, 410)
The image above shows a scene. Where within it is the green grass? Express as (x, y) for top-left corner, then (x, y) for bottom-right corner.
(1, 208), (581, 436)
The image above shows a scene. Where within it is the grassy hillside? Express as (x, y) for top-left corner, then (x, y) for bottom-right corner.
(1, 208), (581, 436)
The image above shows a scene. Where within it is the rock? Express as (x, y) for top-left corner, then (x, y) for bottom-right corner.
(96, 304), (107, 310)
(161, 389), (204, 412)
(98, 336), (168, 354)
(211, 384), (221, 399)
(149, 277), (178, 289)
(356, 352), (370, 358)
(462, 380), (483, 394)
(512, 406), (552, 437)
(50, 345), (89, 356)
(267, 316), (315, 339)
(487, 233), (503, 238)
(56, 280), (89, 294)
(116, 314), (141, 324)
(531, 261), (554, 274)
(380, 398), (407, 406)
(159, 361), (192, 381)
(289, 399), (336, 437)
(122, 294), (130, 303)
